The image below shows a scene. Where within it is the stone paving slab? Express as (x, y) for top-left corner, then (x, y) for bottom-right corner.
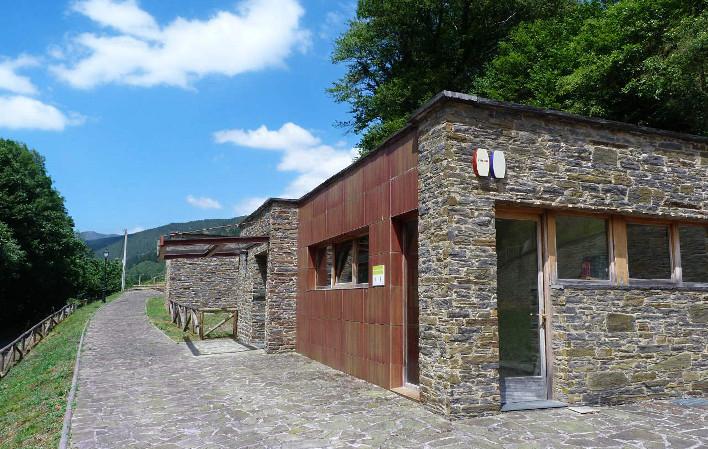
(70, 290), (708, 448)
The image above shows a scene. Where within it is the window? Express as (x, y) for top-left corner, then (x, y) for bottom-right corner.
(312, 233), (369, 289)
(626, 223), (672, 280)
(335, 241), (353, 284)
(315, 245), (332, 288)
(556, 215), (609, 280)
(356, 236), (369, 284)
(679, 225), (707, 283)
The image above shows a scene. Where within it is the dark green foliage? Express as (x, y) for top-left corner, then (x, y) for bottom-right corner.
(0, 139), (122, 343)
(329, 0), (573, 154)
(474, 0), (707, 135)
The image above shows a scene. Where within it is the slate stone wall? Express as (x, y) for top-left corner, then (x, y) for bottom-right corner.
(552, 286), (707, 404)
(165, 257), (239, 308)
(235, 201), (299, 352)
(416, 99), (707, 417)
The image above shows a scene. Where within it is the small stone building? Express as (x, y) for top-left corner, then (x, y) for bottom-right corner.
(162, 91), (707, 418)
(160, 199), (298, 352)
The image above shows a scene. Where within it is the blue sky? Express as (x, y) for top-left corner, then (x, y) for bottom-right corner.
(0, 0), (358, 234)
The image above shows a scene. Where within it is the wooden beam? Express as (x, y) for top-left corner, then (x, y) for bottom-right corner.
(612, 216), (629, 285)
(161, 236), (268, 247)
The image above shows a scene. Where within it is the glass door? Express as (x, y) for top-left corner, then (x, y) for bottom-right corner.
(496, 217), (547, 404)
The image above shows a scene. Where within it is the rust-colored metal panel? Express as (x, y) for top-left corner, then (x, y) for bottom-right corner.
(326, 204), (344, 238)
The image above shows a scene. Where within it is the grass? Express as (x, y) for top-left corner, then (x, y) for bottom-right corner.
(0, 293), (121, 449)
(145, 296), (234, 342)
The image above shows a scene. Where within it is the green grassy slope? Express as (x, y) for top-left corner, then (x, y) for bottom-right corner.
(0, 294), (120, 449)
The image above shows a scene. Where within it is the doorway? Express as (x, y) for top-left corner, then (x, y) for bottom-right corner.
(402, 219), (419, 387)
(495, 216), (547, 405)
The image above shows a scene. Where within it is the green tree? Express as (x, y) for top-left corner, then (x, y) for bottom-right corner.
(0, 140), (88, 330)
(330, 0), (573, 154)
(475, 0), (707, 135)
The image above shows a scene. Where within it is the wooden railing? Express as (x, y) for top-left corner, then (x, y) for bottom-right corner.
(0, 301), (86, 379)
(167, 299), (237, 340)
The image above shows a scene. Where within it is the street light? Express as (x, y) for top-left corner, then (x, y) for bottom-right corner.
(102, 250), (109, 303)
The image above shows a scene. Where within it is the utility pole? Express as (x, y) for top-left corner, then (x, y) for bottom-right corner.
(121, 229), (128, 291)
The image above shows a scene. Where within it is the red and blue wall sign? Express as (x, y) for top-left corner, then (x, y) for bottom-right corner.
(473, 148), (506, 179)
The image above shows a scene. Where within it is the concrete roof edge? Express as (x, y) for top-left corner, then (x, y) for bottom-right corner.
(411, 91), (708, 145)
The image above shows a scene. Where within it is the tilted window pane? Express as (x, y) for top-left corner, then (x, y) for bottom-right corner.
(556, 215), (609, 280)
(335, 241), (353, 284)
(315, 246), (332, 287)
(356, 236), (369, 284)
(680, 226), (707, 283)
(627, 223), (671, 279)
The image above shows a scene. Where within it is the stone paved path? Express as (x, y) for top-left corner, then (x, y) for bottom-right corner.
(70, 290), (708, 448)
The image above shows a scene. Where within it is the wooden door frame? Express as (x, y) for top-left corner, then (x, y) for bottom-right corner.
(496, 208), (551, 400)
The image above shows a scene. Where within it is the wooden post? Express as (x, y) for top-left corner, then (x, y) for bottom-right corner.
(199, 311), (204, 340)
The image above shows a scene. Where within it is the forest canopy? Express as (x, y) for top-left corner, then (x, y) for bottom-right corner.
(331, 0), (707, 154)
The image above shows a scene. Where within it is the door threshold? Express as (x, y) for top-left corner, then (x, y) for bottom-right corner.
(501, 400), (567, 412)
(392, 386), (420, 402)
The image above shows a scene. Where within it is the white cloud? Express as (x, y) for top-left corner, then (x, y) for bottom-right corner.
(233, 197), (268, 216)
(214, 122), (356, 198)
(186, 195), (222, 210)
(128, 226), (144, 233)
(0, 55), (39, 95)
(53, 0), (311, 89)
(0, 95), (84, 131)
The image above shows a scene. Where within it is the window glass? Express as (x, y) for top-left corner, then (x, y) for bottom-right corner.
(315, 245), (332, 288)
(335, 241), (353, 284)
(627, 223), (671, 279)
(556, 215), (609, 280)
(679, 226), (707, 283)
(356, 236), (369, 284)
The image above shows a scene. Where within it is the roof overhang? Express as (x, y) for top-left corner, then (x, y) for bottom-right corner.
(158, 235), (268, 260)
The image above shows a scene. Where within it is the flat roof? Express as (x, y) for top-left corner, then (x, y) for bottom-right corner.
(158, 235), (269, 260)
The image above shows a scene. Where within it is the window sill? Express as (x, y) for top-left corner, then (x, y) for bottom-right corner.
(551, 282), (708, 292)
(312, 283), (369, 291)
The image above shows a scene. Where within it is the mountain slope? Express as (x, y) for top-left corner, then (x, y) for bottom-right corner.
(79, 231), (119, 241)
(85, 217), (244, 284)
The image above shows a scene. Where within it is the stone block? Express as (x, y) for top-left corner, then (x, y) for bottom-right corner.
(688, 304), (708, 324)
(606, 313), (635, 332)
(587, 372), (629, 390)
(651, 353), (692, 371)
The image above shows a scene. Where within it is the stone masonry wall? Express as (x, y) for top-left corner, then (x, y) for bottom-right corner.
(416, 99), (707, 418)
(235, 201), (299, 352)
(235, 209), (270, 347)
(165, 257), (239, 308)
(552, 286), (707, 404)
(264, 204), (299, 353)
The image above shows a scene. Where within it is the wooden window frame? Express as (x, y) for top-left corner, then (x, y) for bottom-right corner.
(499, 206), (707, 288)
(312, 233), (370, 290)
(548, 211), (614, 287)
(675, 223), (708, 288)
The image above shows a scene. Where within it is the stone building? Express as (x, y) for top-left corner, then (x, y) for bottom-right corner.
(162, 91), (707, 418)
(160, 199), (298, 352)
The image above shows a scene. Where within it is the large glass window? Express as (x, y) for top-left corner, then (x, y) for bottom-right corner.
(356, 236), (369, 284)
(680, 226), (707, 283)
(335, 241), (353, 284)
(315, 245), (332, 288)
(627, 223), (672, 279)
(556, 215), (609, 280)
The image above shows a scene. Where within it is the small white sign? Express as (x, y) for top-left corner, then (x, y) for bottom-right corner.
(491, 150), (506, 179)
(473, 148), (490, 177)
(372, 265), (385, 287)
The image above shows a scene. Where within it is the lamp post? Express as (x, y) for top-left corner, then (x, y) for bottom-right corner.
(103, 250), (109, 303)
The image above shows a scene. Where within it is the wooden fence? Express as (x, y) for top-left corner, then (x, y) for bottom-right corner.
(0, 301), (86, 379)
(167, 299), (237, 340)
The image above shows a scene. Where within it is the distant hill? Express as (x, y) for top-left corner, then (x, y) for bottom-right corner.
(86, 217), (244, 285)
(78, 231), (120, 241)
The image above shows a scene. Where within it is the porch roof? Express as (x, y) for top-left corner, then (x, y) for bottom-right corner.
(158, 234), (268, 260)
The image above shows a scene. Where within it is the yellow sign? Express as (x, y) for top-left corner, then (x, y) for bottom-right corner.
(372, 264), (385, 286)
